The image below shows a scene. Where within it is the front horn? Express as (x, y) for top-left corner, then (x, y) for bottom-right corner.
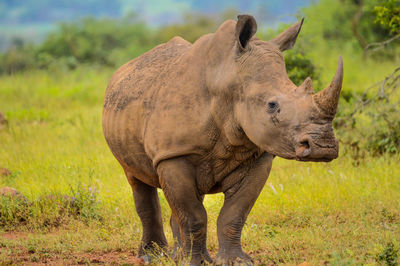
(313, 56), (343, 117)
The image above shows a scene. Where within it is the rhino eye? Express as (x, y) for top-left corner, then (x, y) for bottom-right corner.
(267, 101), (278, 112)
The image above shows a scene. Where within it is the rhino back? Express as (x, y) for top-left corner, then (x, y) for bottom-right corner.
(102, 37), (193, 185)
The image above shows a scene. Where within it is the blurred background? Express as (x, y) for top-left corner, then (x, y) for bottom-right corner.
(0, 0), (310, 51)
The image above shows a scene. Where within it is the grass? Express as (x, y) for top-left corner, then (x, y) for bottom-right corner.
(0, 62), (399, 265)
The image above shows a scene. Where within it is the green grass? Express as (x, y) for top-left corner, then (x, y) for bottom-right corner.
(0, 65), (399, 265)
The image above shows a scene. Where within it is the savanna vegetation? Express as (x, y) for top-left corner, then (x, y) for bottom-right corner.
(0, 0), (399, 264)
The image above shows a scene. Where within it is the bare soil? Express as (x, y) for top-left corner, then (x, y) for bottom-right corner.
(1, 232), (145, 265)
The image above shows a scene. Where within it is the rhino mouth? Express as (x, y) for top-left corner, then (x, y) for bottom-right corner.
(295, 137), (338, 162)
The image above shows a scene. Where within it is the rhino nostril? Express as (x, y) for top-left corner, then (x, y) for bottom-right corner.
(300, 140), (310, 149)
(296, 139), (311, 158)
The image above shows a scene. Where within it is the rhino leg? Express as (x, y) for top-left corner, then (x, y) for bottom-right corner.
(125, 172), (168, 259)
(170, 195), (206, 261)
(170, 215), (182, 258)
(215, 153), (273, 266)
(158, 158), (212, 265)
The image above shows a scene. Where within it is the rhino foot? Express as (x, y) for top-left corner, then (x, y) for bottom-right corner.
(174, 249), (212, 265)
(139, 254), (150, 264)
(214, 251), (253, 266)
(137, 241), (168, 264)
(198, 250), (213, 265)
(138, 249), (170, 264)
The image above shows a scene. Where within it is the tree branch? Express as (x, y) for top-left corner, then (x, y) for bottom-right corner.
(364, 34), (400, 53)
(351, 3), (368, 49)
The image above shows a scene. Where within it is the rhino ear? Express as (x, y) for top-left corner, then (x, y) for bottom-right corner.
(235, 15), (257, 51)
(271, 18), (304, 51)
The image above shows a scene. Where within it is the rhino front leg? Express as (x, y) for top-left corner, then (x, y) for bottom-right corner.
(215, 153), (273, 265)
(170, 215), (182, 258)
(170, 195), (205, 260)
(158, 158), (212, 265)
(125, 172), (168, 260)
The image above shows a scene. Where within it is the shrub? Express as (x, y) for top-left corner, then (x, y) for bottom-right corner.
(0, 196), (31, 227)
(375, 240), (399, 266)
(0, 184), (102, 229)
(0, 46), (36, 74)
(69, 184), (103, 222)
(336, 68), (400, 158)
(285, 50), (320, 87)
(365, 104), (400, 155)
(0, 15), (156, 73)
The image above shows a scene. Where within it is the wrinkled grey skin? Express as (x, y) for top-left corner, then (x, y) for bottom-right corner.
(102, 15), (343, 265)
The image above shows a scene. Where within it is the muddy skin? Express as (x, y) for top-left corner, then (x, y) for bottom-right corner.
(102, 14), (343, 265)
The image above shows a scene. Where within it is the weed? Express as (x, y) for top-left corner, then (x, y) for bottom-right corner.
(376, 240), (399, 266)
(69, 183), (103, 223)
(329, 251), (355, 266)
(0, 196), (31, 228)
(0, 183), (103, 229)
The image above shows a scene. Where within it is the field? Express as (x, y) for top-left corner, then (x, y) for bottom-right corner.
(0, 57), (399, 265)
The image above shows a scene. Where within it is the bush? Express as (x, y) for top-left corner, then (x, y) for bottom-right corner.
(37, 16), (153, 67)
(375, 240), (399, 266)
(0, 184), (102, 229)
(69, 184), (103, 222)
(0, 196), (31, 227)
(285, 50), (320, 87)
(0, 46), (36, 74)
(365, 104), (400, 155)
(336, 68), (400, 158)
(0, 14), (156, 73)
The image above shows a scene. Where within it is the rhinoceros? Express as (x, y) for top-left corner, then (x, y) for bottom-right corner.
(102, 15), (343, 265)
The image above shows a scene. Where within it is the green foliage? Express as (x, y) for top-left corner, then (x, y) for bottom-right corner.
(336, 68), (400, 157)
(0, 196), (31, 227)
(374, 0), (400, 35)
(365, 104), (400, 155)
(375, 240), (399, 266)
(0, 9), (321, 85)
(0, 45), (36, 74)
(329, 251), (356, 265)
(285, 50), (320, 87)
(0, 14), (155, 74)
(301, 0), (395, 50)
(37, 16), (153, 66)
(69, 184), (102, 222)
(0, 184), (102, 229)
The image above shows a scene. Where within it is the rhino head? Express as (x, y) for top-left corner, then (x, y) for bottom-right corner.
(207, 15), (343, 162)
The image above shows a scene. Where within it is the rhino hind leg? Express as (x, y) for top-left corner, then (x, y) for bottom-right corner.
(215, 153), (273, 266)
(157, 158), (212, 265)
(125, 171), (168, 259)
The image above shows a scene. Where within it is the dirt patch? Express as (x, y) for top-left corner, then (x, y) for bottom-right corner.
(0, 187), (21, 197)
(0, 168), (12, 177)
(2, 232), (27, 240)
(1, 250), (145, 265)
(0, 112), (8, 130)
(75, 251), (145, 265)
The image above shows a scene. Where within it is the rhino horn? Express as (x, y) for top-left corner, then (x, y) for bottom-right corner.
(313, 56), (343, 117)
(298, 77), (314, 94)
